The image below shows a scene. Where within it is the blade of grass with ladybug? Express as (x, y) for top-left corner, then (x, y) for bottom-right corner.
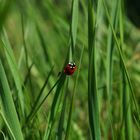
(44, 0), (79, 139)
(23, 0), (80, 139)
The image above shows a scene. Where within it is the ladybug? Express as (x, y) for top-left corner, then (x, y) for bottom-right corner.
(64, 62), (76, 75)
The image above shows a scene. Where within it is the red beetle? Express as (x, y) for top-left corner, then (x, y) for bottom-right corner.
(64, 62), (76, 75)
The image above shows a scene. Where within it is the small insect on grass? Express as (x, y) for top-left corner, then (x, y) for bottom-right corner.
(63, 62), (76, 75)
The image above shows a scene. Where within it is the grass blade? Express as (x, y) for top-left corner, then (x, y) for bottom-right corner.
(26, 66), (54, 123)
(70, 0), (79, 54)
(44, 74), (66, 140)
(0, 61), (24, 140)
(102, 0), (139, 116)
(122, 79), (133, 140)
(106, 0), (118, 99)
(65, 45), (84, 140)
(88, 1), (101, 140)
(1, 29), (25, 116)
(0, 112), (15, 140)
(56, 80), (68, 140)
(106, 0), (119, 139)
(119, 2), (133, 139)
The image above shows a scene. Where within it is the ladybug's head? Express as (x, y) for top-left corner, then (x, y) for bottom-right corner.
(68, 62), (76, 69)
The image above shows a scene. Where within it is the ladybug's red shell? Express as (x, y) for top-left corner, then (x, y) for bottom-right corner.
(64, 62), (76, 75)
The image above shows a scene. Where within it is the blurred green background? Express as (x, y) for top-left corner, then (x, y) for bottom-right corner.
(0, 0), (140, 140)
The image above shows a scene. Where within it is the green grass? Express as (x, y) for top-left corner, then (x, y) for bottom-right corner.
(0, 61), (24, 140)
(0, 0), (140, 140)
(88, 0), (100, 140)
